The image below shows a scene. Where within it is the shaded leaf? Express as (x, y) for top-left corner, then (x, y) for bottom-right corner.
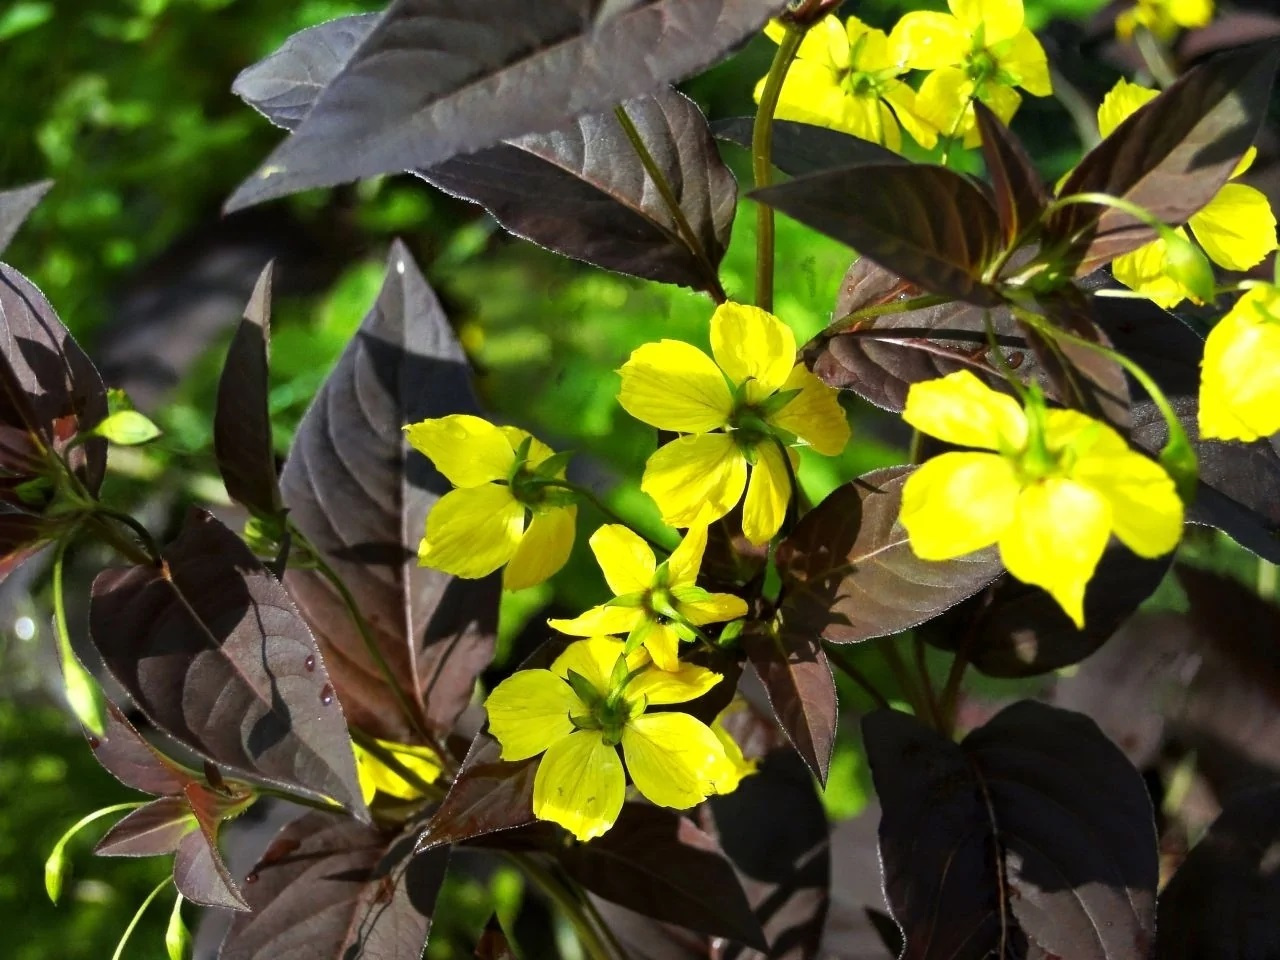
(95, 796), (195, 858)
(709, 749), (831, 960)
(559, 803), (767, 950)
(751, 164), (1002, 304)
(924, 544), (1173, 678)
(231, 14), (378, 132)
(975, 103), (1048, 249)
(0, 180), (52, 255)
(865, 701), (1157, 960)
(1155, 784), (1280, 960)
(88, 701), (192, 797)
(421, 88), (735, 291)
(281, 242), (497, 743)
(0, 263), (107, 492)
(221, 811), (449, 959)
(89, 508), (365, 817)
(215, 261), (283, 517)
(711, 117), (903, 177)
(743, 629), (837, 785)
(226, 0), (787, 211)
(777, 467), (1003, 646)
(590, 899), (710, 960)
(811, 257), (1130, 428)
(1049, 44), (1280, 273)
(418, 733), (537, 850)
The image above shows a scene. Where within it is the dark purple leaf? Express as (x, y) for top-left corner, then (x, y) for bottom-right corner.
(0, 180), (52, 255)
(865, 702), (1157, 960)
(420, 88), (736, 292)
(924, 544), (1173, 678)
(221, 811), (449, 960)
(281, 242), (497, 743)
(231, 14), (378, 132)
(88, 701), (192, 797)
(558, 803), (767, 950)
(708, 749), (831, 960)
(751, 164), (1003, 304)
(0, 263), (107, 492)
(418, 733), (537, 850)
(812, 257), (1130, 428)
(95, 796), (195, 857)
(89, 508), (365, 817)
(777, 467), (1003, 646)
(1178, 11), (1280, 62)
(226, 0), (786, 211)
(1049, 44), (1280, 273)
(974, 102), (1047, 247)
(475, 916), (516, 959)
(590, 899), (710, 960)
(743, 629), (837, 784)
(711, 117), (904, 177)
(214, 261), (282, 518)
(176, 782), (250, 911)
(1155, 784), (1280, 960)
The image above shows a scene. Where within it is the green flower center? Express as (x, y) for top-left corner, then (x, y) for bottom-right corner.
(726, 379), (802, 456)
(965, 49), (999, 86)
(841, 69), (882, 99)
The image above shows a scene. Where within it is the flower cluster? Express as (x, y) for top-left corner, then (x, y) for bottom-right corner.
(759, 0), (1052, 152)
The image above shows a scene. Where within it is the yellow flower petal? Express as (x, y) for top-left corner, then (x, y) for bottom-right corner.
(902, 370), (1028, 452)
(742, 442), (793, 546)
(1111, 237), (1191, 308)
(710, 302), (797, 401)
(972, 83), (1022, 145)
(618, 340), (734, 433)
(504, 505), (576, 591)
(404, 414), (514, 488)
(1069, 447), (1183, 560)
(485, 670), (580, 761)
(642, 433), (748, 529)
(627, 662), (723, 705)
(622, 713), (735, 808)
(914, 66), (979, 142)
(765, 15), (846, 71)
(1170, 0), (1213, 29)
(769, 364), (851, 456)
(1097, 78), (1159, 139)
(498, 426), (556, 470)
(1199, 290), (1280, 441)
(849, 19), (893, 72)
(551, 636), (640, 697)
(674, 587), (749, 626)
(533, 731), (625, 842)
(999, 478), (1111, 628)
(548, 604), (646, 638)
(889, 12), (970, 70)
(355, 739), (444, 803)
(711, 717), (757, 793)
(882, 80), (939, 150)
(998, 27), (1051, 96)
(666, 525), (708, 589)
(901, 452), (1020, 559)
(951, 0), (1023, 44)
(642, 622), (681, 672)
(1189, 182), (1278, 272)
(589, 524), (656, 596)
(1232, 146), (1258, 180)
(420, 484), (524, 579)
(770, 61), (850, 133)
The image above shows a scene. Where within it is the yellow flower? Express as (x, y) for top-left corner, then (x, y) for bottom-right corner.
(900, 371), (1183, 627)
(1199, 284), (1280, 441)
(1099, 79), (1277, 308)
(484, 637), (737, 841)
(889, 0), (1052, 147)
(353, 738), (444, 805)
(404, 415), (577, 590)
(710, 704), (758, 793)
(756, 15), (937, 151)
(618, 302), (850, 545)
(549, 524), (747, 671)
(1115, 0), (1213, 42)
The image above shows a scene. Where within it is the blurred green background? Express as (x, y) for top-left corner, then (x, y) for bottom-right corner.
(0, 0), (1164, 956)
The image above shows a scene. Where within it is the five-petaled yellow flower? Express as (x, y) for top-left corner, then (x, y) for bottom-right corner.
(1115, 0), (1212, 42)
(353, 739), (443, 806)
(484, 637), (737, 842)
(549, 524), (747, 671)
(900, 371), (1184, 627)
(1098, 80), (1277, 308)
(618, 302), (850, 546)
(405, 415), (576, 590)
(757, 15), (937, 151)
(1199, 284), (1280, 442)
(889, 0), (1052, 147)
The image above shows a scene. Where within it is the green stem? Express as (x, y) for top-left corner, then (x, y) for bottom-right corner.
(84, 513), (155, 567)
(828, 294), (952, 334)
(574, 878), (630, 960)
(824, 643), (890, 710)
(1133, 25), (1177, 88)
(878, 638), (930, 722)
(614, 105), (726, 304)
(753, 23), (806, 313)
(111, 877), (171, 960)
(509, 853), (622, 960)
(913, 634), (944, 732)
(542, 480), (669, 554)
